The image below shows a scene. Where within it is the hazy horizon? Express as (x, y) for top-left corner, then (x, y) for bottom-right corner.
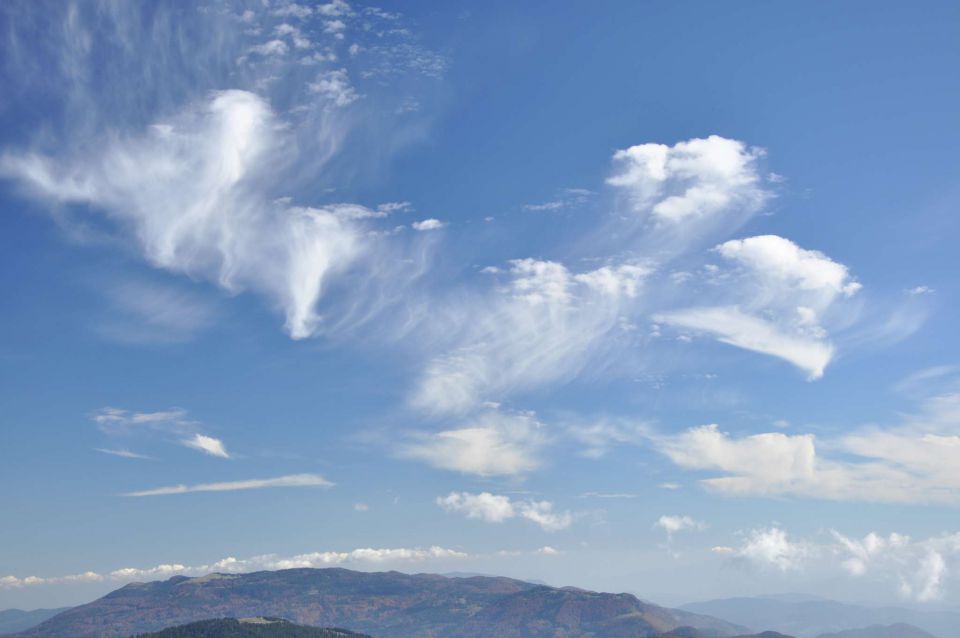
(1, 0), (958, 614)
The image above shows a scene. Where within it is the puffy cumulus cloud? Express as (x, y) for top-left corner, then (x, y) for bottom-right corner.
(728, 527), (813, 572)
(180, 433), (231, 459)
(0, 545), (467, 590)
(308, 68), (360, 107)
(411, 218), (445, 231)
(657, 424), (818, 496)
(1, 91), (370, 340)
(657, 235), (861, 379)
(606, 135), (769, 223)
(655, 393), (960, 504)
(124, 474), (333, 497)
(400, 410), (545, 477)
(411, 259), (648, 415)
(715, 235), (862, 299)
(437, 491), (574, 531)
(437, 491), (515, 523)
(655, 515), (706, 538)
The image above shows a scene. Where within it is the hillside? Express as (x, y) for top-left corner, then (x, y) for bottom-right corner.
(0, 609), (69, 635)
(681, 597), (958, 638)
(132, 617), (367, 638)
(13, 568), (748, 638)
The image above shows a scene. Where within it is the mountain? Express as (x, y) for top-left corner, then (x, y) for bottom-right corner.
(654, 629), (795, 638)
(0, 609), (70, 635)
(817, 624), (939, 638)
(12, 568), (749, 638)
(132, 617), (368, 638)
(681, 597), (960, 638)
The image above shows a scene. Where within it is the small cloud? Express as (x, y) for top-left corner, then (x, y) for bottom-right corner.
(906, 285), (935, 295)
(437, 491), (573, 532)
(523, 187), (594, 212)
(95, 448), (151, 460)
(412, 218), (445, 231)
(354, 503), (369, 512)
(655, 515), (707, 539)
(658, 482), (681, 490)
(377, 201), (412, 214)
(181, 433), (231, 458)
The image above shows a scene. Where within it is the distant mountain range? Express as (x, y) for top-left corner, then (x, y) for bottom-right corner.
(817, 624), (938, 638)
(7, 568), (750, 638)
(0, 609), (69, 635)
(681, 597), (957, 638)
(132, 617), (369, 638)
(129, 617), (801, 638)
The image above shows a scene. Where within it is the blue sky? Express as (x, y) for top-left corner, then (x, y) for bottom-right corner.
(1, 0), (959, 610)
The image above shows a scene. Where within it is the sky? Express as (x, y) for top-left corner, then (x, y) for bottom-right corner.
(0, 0), (959, 612)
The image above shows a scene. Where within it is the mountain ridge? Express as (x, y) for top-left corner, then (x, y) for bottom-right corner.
(10, 567), (750, 638)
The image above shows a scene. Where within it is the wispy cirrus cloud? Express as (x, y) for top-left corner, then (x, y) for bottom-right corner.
(92, 407), (231, 460)
(0, 0), (446, 342)
(124, 473), (333, 497)
(410, 259), (648, 416)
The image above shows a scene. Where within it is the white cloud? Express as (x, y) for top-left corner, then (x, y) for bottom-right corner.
(655, 515), (706, 538)
(92, 407), (234, 460)
(657, 306), (834, 379)
(95, 448), (151, 460)
(523, 188), (594, 212)
(181, 433), (231, 459)
(401, 410), (544, 476)
(730, 527), (813, 572)
(249, 39), (289, 57)
(1, 91), (375, 340)
(437, 491), (515, 523)
(438, 491), (573, 531)
(124, 473), (333, 497)
(716, 235), (861, 297)
(906, 285), (934, 295)
(317, 1), (352, 17)
(607, 135), (768, 223)
(720, 528), (960, 602)
(308, 69), (359, 107)
(565, 418), (647, 459)
(656, 235), (860, 379)
(411, 259), (647, 415)
(655, 393), (960, 504)
(0, 544), (467, 590)
(657, 424), (818, 496)
(272, 3), (314, 19)
(411, 218), (445, 231)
